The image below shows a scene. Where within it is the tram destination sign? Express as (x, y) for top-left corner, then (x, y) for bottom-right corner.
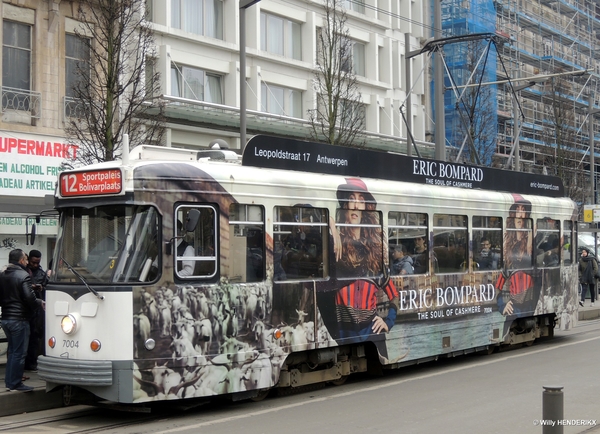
(59, 169), (122, 197)
(243, 135), (564, 198)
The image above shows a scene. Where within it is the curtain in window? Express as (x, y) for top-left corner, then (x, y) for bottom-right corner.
(289, 21), (301, 60)
(267, 15), (284, 56)
(353, 43), (365, 76)
(288, 89), (302, 118)
(268, 85), (284, 115)
(2, 22), (30, 91)
(171, 0), (181, 28)
(206, 0), (223, 39)
(260, 14), (267, 51)
(65, 35), (90, 98)
(183, 67), (204, 100)
(183, 0), (203, 35)
(205, 74), (222, 104)
(171, 67), (181, 97)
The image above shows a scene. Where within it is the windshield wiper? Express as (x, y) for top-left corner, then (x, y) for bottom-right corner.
(60, 257), (105, 300)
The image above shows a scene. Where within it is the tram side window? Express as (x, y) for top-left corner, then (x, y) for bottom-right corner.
(229, 204), (264, 283)
(274, 206), (328, 280)
(505, 217), (533, 269)
(175, 205), (217, 279)
(433, 214), (468, 273)
(472, 216), (502, 271)
(388, 211), (428, 275)
(535, 218), (560, 267)
(563, 220), (573, 265)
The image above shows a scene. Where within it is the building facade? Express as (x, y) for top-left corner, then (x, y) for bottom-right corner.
(0, 0), (432, 263)
(148, 0), (430, 153)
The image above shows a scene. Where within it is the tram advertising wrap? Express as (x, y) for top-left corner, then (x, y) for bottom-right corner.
(38, 136), (578, 405)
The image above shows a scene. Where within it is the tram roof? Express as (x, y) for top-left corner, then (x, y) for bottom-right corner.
(241, 135), (565, 199)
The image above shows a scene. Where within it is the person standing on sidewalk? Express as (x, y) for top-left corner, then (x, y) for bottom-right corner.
(0, 249), (44, 392)
(578, 248), (598, 307)
(25, 250), (48, 372)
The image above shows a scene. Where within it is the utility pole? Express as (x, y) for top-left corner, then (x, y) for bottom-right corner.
(434, 0), (445, 161)
(239, 0), (261, 154)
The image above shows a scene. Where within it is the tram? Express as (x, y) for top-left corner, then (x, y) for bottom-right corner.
(38, 135), (578, 404)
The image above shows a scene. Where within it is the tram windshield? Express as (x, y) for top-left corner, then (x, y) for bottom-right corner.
(54, 205), (160, 284)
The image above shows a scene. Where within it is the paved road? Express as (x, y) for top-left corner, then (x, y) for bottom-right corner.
(1, 319), (599, 434)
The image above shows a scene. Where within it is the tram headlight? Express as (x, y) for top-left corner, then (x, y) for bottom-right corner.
(61, 313), (80, 335)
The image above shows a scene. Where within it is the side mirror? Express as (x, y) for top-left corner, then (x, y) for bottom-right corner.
(30, 223), (37, 245)
(185, 209), (200, 232)
(166, 210), (201, 256)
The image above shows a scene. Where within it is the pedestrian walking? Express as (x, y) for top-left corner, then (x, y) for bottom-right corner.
(0, 249), (44, 392)
(578, 248), (598, 307)
(25, 249), (49, 371)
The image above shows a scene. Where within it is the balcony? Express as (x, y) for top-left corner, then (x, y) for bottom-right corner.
(1, 87), (42, 123)
(63, 96), (91, 120)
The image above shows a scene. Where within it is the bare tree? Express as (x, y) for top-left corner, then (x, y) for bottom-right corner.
(446, 40), (497, 165)
(540, 75), (590, 205)
(308, 0), (364, 147)
(65, 0), (165, 166)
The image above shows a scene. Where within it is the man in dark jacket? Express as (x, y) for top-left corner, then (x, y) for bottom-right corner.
(0, 249), (44, 392)
(25, 249), (49, 371)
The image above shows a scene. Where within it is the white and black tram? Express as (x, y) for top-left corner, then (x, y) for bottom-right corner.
(37, 135), (578, 404)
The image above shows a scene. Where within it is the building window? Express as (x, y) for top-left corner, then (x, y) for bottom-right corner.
(66, 34), (90, 98)
(171, 64), (223, 104)
(171, 0), (223, 40)
(261, 83), (302, 118)
(339, 99), (365, 128)
(340, 39), (365, 77)
(2, 21), (31, 111)
(343, 0), (365, 13)
(353, 42), (365, 76)
(260, 12), (301, 60)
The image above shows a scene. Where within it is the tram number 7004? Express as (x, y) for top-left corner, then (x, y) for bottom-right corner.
(63, 340), (79, 348)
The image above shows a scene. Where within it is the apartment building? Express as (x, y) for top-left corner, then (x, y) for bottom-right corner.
(148, 0), (430, 152)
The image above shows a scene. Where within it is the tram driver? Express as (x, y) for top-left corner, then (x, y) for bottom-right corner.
(176, 219), (195, 276)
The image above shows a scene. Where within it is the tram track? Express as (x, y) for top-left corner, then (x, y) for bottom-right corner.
(0, 406), (161, 433)
(0, 319), (597, 433)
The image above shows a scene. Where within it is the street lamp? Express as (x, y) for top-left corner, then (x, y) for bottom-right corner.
(239, 0), (261, 154)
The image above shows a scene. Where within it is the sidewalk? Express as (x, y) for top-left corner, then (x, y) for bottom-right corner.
(1, 305), (600, 417)
(0, 363), (63, 417)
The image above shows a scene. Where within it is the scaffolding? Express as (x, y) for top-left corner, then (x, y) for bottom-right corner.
(440, 0), (600, 202)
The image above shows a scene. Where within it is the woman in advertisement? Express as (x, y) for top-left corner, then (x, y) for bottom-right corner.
(318, 178), (399, 346)
(497, 195), (537, 320)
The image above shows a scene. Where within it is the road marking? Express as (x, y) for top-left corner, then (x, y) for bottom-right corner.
(158, 334), (600, 433)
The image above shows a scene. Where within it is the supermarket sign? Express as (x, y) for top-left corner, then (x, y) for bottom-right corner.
(0, 132), (79, 197)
